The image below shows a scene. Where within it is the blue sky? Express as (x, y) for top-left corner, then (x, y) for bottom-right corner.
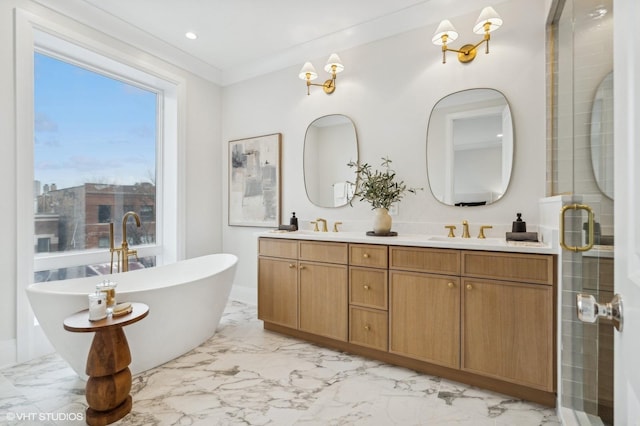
(34, 52), (157, 189)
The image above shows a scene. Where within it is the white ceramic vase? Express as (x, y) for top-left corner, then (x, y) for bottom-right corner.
(373, 207), (392, 235)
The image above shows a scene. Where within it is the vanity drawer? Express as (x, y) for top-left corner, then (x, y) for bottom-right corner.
(349, 267), (388, 310)
(349, 306), (388, 351)
(299, 241), (348, 264)
(389, 246), (460, 275)
(461, 251), (554, 285)
(350, 244), (388, 268)
(258, 238), (298, 259)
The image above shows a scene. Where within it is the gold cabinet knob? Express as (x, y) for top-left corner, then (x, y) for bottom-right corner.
(448, 282), (454, 288)
(299, 265), (306, 270)
(363, 253), (370, 258)
(364, 324), (371, 331)
(288, 264), (296, 269)
(363, 285), (370, 290)
(466, 284), (473, 290)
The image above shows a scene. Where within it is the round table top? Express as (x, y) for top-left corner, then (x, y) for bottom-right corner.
(63, 302), (149, 333)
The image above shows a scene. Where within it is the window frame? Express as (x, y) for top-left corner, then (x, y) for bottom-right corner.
(31, 37), (168, 273)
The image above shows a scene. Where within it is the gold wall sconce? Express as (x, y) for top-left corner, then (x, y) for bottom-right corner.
(298, 53), (344, 95)
(432, 6), (502, 64)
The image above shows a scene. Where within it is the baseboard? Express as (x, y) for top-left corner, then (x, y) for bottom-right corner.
(229, 285), (256, 306)
(0, 339), (17, 369)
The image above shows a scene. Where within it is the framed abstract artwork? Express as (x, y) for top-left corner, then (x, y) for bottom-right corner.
(228, 133), (281, 227)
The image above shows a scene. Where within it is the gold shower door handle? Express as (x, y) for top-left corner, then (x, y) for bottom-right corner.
(560, 203), (595, 252)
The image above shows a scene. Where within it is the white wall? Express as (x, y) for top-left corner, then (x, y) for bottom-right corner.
(223, 0), (548, 304)
(1, 0), (222, 366)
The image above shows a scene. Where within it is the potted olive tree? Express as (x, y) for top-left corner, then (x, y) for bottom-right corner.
(348, 157), (421, 235)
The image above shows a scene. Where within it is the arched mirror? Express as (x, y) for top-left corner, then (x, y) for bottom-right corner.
(427, 88), (513, 206)
(590, 72), (614, 199)
(304, 114), (358, 207)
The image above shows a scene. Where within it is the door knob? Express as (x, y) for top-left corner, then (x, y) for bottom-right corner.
(576, 293), (623, 332)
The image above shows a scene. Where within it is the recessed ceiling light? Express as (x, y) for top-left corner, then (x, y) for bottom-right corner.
(185, 32), (198, 40)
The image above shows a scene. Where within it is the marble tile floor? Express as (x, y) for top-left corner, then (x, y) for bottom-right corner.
(0, 300), (560, 426)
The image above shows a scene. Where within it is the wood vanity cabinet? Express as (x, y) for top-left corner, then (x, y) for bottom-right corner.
(257, 239), (298, 328)
(389, 270), (461, 368)
(349, 244), (388, 351)
(298, 260), (348, 341)
(389, 246), (461, 369)
(461, 251), (555, 392)
(258, 238), (349, 341)
(258, 237), (557, 406)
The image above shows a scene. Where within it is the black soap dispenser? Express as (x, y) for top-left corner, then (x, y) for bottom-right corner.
(290, 212), (298, 231)
(512, 213), (527, 233)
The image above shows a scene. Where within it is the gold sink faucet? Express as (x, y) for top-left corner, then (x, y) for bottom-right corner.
(315, 218), (328, 232)
(478, 225), (493, 239)
(462, 220), (470, 238)
(121, 211), (141, 272)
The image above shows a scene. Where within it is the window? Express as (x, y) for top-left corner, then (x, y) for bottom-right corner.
(140, 205), (154, 221)
(98, 205), (112, 223)
(28, 30), (180, 282)
(36, 238), (50, 253)
(98, 237), (110, 248)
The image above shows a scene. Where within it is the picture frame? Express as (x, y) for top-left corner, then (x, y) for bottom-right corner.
(228, 133), (281, 227)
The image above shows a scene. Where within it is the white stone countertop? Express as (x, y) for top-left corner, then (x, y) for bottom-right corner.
(259, 230), (558, 255)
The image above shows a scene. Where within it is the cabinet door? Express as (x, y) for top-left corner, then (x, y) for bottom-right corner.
(349, 267), (388, 310)
(259, 238), (298, 259)
(350, 306), (388, 351)
(350, 244), (388, 269)
(462, 278), (553, 391)
(299, 262), (348, 341)
(258, 257), (298, 328)
(389, 271), (460, 368)
(299, 241), (348, 264)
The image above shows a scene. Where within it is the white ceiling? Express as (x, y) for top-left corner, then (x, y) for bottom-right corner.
(33, 0), (501, 86)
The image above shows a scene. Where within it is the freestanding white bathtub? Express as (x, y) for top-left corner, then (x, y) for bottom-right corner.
(26, 253), (238, 378)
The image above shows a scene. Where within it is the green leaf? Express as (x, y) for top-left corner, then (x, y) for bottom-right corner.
(347, 157), (422, 210)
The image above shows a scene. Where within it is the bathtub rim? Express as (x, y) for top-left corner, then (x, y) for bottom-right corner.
(26, 253), (238, 295)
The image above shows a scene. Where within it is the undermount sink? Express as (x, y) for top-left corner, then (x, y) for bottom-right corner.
(427, 236), (507, 245)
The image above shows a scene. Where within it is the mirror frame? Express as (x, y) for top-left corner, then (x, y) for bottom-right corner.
(426, 88), (514, 207)
(303, 114), (359, 208)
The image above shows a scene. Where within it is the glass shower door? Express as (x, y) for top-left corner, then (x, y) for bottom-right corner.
(550, 0), (614, 424)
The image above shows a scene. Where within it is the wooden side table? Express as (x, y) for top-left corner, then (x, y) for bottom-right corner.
(64, 302), (149, 426)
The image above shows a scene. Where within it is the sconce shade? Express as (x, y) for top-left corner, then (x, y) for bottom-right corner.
(432, 20), (459, 45)
(473, 6), (503, 34)
(324, 53), (344, 73)
(298, 62), (318, 80)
